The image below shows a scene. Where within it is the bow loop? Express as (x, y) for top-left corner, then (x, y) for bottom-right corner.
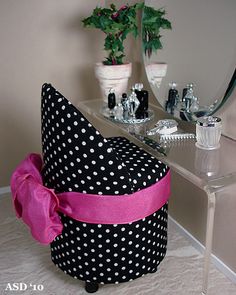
(11, 154), (63, 245)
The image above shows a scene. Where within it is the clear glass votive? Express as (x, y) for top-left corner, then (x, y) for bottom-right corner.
(196, 116), (222, 150)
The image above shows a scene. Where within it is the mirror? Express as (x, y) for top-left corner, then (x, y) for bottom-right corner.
(143, 0), (236, 121)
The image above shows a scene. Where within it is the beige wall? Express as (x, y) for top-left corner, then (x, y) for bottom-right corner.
(0, 0), (144, 186)
(1, 0), (236, 276)
(0, 0), (106, 186)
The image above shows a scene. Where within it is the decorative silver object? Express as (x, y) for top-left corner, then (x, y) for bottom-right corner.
(120, 95), (129, 120)
(159, 132), (196, 142)
(182, 83), (199, 112)
(101, 107), (154, 124)
(101, 84), (154, 124)
(147, 119), (195, 142)
(147, 119), (178, 136)
(196, 116), (222, 150)
(128, 87), (140, 118)
(113, 103), (124, 120)
(134, 83), (144, 91)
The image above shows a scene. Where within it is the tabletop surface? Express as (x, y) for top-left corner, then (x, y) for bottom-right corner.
(78, 99), (236, 193)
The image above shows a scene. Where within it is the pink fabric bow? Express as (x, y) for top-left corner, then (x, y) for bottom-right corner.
(11, 154), (63, 244)
(11, 153), (170, 245)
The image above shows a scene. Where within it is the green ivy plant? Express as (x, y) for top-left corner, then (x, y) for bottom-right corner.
(142, 6), (172, 58)
(82, 3), (144, 65)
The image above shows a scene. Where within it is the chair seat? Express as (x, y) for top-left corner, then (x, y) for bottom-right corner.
(107, 136), (169, 192)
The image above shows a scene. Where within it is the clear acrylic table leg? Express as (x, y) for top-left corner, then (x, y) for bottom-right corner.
(201, 191), (216, 295)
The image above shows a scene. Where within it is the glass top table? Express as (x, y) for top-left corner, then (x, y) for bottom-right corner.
(78, 99), (236, 192)
(78, 99), (236, 294)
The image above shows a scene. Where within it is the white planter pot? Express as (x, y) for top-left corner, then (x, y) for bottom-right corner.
(95, 62), (132, 101)
(145, 63), (168, 89)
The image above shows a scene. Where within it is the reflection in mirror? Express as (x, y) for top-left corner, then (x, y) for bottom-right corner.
(145, 63), (167, 89)
(143, 0), (236, 121)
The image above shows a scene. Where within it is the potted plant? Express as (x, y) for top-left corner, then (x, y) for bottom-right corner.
(142, 6), (172, 89)
(82, 2), (144, 100)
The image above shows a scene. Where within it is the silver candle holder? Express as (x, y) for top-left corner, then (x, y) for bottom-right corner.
(196, 116), (222, 150)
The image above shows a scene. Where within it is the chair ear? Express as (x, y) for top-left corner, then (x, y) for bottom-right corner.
(41, 83), (106, 140)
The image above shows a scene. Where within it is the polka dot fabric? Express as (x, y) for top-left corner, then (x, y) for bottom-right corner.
(51, 207), (168, 284)
(107, 137), (168, 192)
(41, 83), (170, 285)
(41, 84), (132, 195)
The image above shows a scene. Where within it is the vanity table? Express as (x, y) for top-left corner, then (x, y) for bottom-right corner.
(78, 99), (236, 295)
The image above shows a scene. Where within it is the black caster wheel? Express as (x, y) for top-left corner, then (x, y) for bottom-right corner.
(85, 282), (99, 293)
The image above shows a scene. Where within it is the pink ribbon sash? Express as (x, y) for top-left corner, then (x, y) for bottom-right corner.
(11, 153), (170, 245)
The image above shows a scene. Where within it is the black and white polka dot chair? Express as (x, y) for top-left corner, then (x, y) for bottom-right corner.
(41, 83), (170, 293)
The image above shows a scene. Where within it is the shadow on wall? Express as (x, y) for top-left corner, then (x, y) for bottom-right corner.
(57, 10), (105, 100)
(0, 108), (41, 187)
